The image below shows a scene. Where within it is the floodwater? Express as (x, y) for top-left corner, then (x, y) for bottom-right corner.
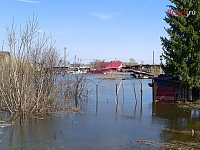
(0, 74), (200, 149)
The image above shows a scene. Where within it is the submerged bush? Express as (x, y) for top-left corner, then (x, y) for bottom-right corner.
(0, 16), (62, 117)
(0, 16), (89, 119)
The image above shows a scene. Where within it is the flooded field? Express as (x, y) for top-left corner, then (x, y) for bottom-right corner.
(0, 74), (200, 149)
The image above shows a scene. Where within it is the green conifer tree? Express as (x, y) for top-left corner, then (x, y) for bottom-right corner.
(161, 0), (200, 89)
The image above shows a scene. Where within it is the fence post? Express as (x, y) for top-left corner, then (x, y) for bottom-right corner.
(116, 84), (118, 104)
(153, 80), (157, 102)
(86, 88), (89, 100)
(122, 80), (124, 102)
(133, 83), (137, 103)
(96, 85), (98, 102)
(96, 84), (98, 113)
(140, 81), (143, 103)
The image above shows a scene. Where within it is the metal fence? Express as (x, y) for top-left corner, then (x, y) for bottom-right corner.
(56, 74), (147, 111)
(86, 78), (143, 103)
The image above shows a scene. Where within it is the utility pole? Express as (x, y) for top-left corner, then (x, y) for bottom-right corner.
(64, 47), (67, 67)
(74, 55), (76, 68)
(153, 50), (155, 76)
(77, 58), (80, 67)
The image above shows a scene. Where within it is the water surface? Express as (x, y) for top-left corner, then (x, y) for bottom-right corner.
(0, 75), (199, 149)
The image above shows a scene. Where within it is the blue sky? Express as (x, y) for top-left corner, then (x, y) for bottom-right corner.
(0, 0), (171, 64)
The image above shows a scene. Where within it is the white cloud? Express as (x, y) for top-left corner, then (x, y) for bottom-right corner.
(17, 0), (40, 4)
(89, 12), (121, 20)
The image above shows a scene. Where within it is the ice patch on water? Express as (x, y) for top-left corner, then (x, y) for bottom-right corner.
(0, 124), (13, 128)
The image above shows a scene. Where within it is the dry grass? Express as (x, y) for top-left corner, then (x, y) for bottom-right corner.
(176, 101), (200, 110)
(161, 141), (200, 149)
(133, 139), (200, 149)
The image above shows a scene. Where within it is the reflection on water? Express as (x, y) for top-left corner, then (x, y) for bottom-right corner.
(0, 101), (163, 150)
(0, 75), (199, 149)
(153, 102), (200, 144)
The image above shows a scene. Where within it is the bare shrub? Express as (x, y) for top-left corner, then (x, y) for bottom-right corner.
(57, 74), (88, 109)
(0, 16), (61, 118)
(0, 16), (90, 119)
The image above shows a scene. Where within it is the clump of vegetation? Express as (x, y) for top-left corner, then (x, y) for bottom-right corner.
(176, 101), (200, 110)
(0, 16), (88, 120)
(0, 16), (60, 118)
(162, 140), (200, 149)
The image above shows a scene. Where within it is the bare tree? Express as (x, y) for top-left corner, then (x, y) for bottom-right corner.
(89, 59), (108, 70)
(123, 58), (138, 66)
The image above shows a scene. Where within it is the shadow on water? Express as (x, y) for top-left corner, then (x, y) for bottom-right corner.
(0, 75), (200, 149)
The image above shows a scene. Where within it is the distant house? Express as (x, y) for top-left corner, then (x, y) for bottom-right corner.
(101, 61), (123, 73)
(87, 61), (123, 74)
(0, 51), (10, 62)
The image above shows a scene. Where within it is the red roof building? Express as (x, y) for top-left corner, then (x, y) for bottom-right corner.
(102, 61), (123, 73)
(87, 60), (123, 74)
